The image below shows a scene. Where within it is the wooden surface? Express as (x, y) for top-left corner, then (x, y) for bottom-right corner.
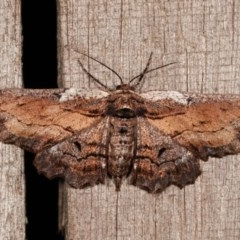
(0, 0), (25, 239)
(58, 0), (240, 239)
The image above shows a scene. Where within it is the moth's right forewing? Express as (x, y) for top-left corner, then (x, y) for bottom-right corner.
(0, 88), (108, 153)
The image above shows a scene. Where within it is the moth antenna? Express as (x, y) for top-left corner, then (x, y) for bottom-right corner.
(129, 55), (178, 87)
(129, 52), (153, 88)
(79, 52), (124, 85)
(77, 59), (110, 91)
(130, 62), (178, 84)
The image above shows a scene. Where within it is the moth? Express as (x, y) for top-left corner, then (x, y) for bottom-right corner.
(1, 53), (240, 193)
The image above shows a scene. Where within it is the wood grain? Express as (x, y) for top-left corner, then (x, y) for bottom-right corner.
(0, 0), (25, 239)
(58, 0), (240, 239)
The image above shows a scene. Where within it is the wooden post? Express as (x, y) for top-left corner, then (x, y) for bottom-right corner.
(58, 0), (240, 239)
(0, 0), (25, 239)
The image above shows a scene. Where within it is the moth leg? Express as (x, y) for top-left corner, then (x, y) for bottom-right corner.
(33, 140), (106, 189)
(130, 153), (201, 193)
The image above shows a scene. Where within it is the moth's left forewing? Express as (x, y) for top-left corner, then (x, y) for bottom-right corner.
(0, 88), (108, 153)
(142, 91), (240, 159)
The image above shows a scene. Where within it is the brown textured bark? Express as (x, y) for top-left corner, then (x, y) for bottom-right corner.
(0, 0), (25, 239)
(57, 0), (240, 239)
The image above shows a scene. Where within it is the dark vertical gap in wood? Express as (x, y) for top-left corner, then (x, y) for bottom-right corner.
(21, 1), (63, 239)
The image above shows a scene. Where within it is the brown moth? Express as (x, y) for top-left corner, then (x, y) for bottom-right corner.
(1, 53), (240, 193)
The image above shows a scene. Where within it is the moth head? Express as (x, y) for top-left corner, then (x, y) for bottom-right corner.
(107, 92), (146, 118)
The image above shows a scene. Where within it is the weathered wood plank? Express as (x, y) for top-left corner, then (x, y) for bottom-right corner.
(58, 0), (240, 239)
(0, 0), (25, 239)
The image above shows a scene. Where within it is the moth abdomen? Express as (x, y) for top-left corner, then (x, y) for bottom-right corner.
(107, 117), (137, 190)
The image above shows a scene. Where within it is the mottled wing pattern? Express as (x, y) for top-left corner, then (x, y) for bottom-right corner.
(34, 118), (109, 188)
(0, 88), (108, 153)
(142, 91), (240, 159)
(0, 88), (111, 188)
(130, 91), (240, 192)
(131, 117), (201, 193)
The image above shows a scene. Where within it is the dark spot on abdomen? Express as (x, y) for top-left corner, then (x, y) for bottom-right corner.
(119, 127), (128, 134)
